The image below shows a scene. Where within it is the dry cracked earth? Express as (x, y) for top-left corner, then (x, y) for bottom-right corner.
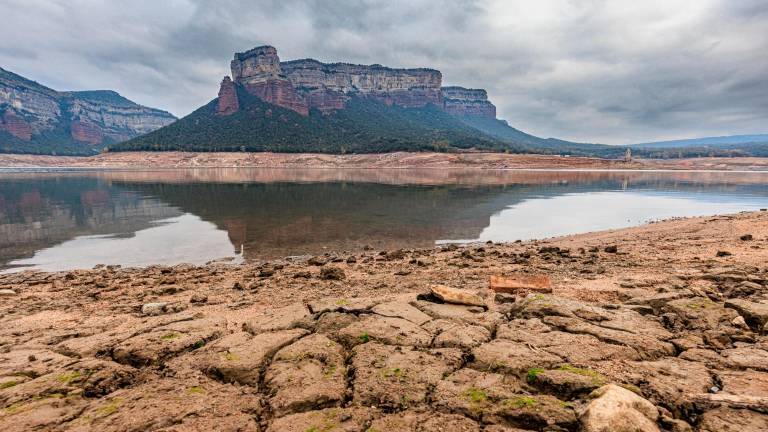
(1, 211), (768, 431)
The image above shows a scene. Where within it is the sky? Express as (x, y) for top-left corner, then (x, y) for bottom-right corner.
(1, 0), (766, 144)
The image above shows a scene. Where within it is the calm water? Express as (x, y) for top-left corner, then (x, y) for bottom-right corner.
(0, 168), (766, 272)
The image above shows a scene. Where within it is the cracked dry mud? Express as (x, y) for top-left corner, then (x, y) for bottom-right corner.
(1, 211), (768, 431)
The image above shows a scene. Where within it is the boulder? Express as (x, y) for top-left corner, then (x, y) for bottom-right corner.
(580, 384), (660, 432)
(430, 284), (485, 307)
(725, 299), (768, 331)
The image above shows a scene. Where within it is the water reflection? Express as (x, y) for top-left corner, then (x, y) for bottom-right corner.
(0, 168), (766, 272)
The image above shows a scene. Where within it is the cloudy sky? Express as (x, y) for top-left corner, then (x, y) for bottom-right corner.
(1, 0), (766, 144)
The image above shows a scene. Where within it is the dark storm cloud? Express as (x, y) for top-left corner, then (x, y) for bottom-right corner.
(1, 0), (766, 143)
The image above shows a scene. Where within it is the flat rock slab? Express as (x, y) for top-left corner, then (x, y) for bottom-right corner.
(529, 368), (606, 399)
(351, 342), (462, 409)
(542, 316), (674, 360)
(697, 407), (768, 432)
(472, 339), (563, 376)
(412, 300), (502, 331)
(111, 317), (226, 367)
(423, 319), (491, 349)
(664, 297), (738, 330)
(430, 284), (486, 307)
(66, 376), (262, 432)
(490, 274), (552, 294)
(243, 303), (312, 334)
(308, 297), (380, 314)
(371, 301), (432, 325)
(337, 314), (432, 347)
(721, 347), (768, 371)
(718, 369), (768, 398)
(369, 410), (481, 431)
(198, 329), (308, 387)
(265, 334), (347, 416)
(725, 299), (768, 331)
(266, 407), (378, 432)
(615, 358), (712, 410)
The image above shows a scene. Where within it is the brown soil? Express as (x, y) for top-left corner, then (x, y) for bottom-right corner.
(1, 211), (768, 430)
(2, 151), (768, 171)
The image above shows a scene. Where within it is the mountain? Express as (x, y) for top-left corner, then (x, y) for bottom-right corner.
(0, 67), (176, 155)
(116, 45), (540, 154)
(632, 134), (768, 149)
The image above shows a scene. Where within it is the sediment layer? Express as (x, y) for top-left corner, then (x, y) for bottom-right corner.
(1, 211), (767, 430)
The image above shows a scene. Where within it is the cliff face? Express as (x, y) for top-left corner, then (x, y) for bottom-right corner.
(442, 86), (497, 118)
(0, 67), (176, 153)
(228, 46), (443, 115)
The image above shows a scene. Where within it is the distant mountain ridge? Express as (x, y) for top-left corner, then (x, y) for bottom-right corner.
(632, 134), (768, 149)
(0, 67), (176, 155)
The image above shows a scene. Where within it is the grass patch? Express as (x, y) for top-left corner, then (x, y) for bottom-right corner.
(161, 333), (180, 340)
(187, 386), (205, 394)
(557, 364), (605, 382)
(527, 368), (545, 383)
(223, 351), (240, 361)
(505, 396), (537, 409)
(359, 332), (370, 343)
(97, 398), (123, 417)
(192, 340), (206, 349)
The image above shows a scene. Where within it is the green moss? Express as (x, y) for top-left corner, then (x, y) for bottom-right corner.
(620, 383), (643, 395)
(323, 365), (337, 379)
(97, 398), (123, 417)
(527, 368), (545, 383)
(359, 332), (370, 343)
(335, 299), (349, 306)
(505, 396), (537, 409)
(3, 402), (25, 415)
(381, 367), (406, 381)
(464, 388), (488, 403)
(557, 364), (605, 382)
(57, 371), (82, 384)
(161, 332), (180, 340)
(0, 380), (19, 390)
(192, 340), (206, 349)
(187, 386), (205, 394)
(223, 351), (240, 361)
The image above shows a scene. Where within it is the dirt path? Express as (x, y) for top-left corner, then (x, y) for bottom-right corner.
(2, 151), (768, 171)
(1, 211), (768, 430)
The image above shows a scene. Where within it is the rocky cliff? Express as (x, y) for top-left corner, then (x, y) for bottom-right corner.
(0, 67), (176, 154)
(226, 45), (443, 115)
(442, 86), (497, 118)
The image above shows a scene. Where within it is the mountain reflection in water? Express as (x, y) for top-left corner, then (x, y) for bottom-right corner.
(1, 168), (766, 272)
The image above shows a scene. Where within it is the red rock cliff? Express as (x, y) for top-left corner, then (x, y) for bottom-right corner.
(216, 76), (239, 115)
(70, 120), (103, 145)
(1, 110), (33, 140)
(230, 46), (309, 116)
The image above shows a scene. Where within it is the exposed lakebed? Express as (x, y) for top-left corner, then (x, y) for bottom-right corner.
(1, 168), (766, 272)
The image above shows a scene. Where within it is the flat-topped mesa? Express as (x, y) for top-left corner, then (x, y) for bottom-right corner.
(230, 45), (309, 116)
(281, 59), (443, 112)
(442, 86), (497, 118)
(228, 45), (444, 114)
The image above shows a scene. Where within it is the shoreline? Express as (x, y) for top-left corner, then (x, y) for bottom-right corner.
(2, 151), (768, 171)
(1, 211), (768, 430)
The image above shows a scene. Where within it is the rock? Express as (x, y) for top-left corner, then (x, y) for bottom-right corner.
(721, 347), (768, 371)
(412, 300), (502, 331)
(112, 317), (226, 367)
(604, 245), (618, 253)
(337, 314), (432, 347)
(472, 339), (563, 375)
(369, 410), (481, 431)
(0, 289), (16, 296)
(717, 250), (732, 257)
(140, 302), (168, 316)
(528, 367), (606, 399)
(264, 334), (347, 416)
(309, 297), (380, 314)
(351, 343), (462, 409)
(580, 384), (660, 432)
(489, 274), (552, 294)
(319, 266), (345, 280)
(190, 293), (208, 304)
(615, 358), (712, 411)
(494, 292), (516, 304)
(725, 299), (768, 331)
(266, 407), (378, 432)
(243, 302), (313, 334)
(424, 319), (491, 349)
(443, 86), (496, 118)
(429, 284), (485, 307)
(371, 301), (432, 325)
(307, 255), (328, 266)
(732, 315), (749, 329)
(215, 76), (239, 115)
(198, 329), (307, 386)
(740, 234), (754, 241)
(434, 368), (576, 429)
(697, 407), (768, 431)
